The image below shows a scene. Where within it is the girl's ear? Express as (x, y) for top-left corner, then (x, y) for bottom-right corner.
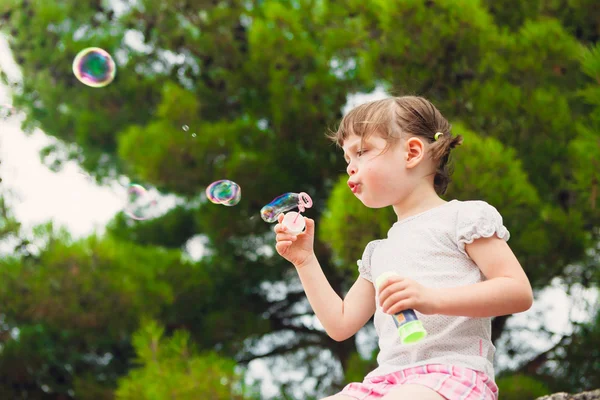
(405, 137), (426, 168)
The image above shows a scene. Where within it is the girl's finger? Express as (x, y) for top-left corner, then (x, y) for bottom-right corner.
(381, 282), (406, 302)
(379, 295), (387, 307)
(304, 217), (314, 235)
(381, 299), (392, 311)
(381, 276), (404, 292)
(387, 301), (411, 315)
(276, 241), (292, 254)
(379, 287), (392, 302)
(381, 292), (404, 310)
(276, 233), (297, 242)
(274, 223), (287, 234)
(378, 278), (393, 293)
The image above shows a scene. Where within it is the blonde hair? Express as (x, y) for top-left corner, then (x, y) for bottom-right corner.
(326, 96), (463, 195)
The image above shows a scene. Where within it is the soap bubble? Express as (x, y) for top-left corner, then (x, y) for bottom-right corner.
(191, 133), (197, 137)
(206, 180), (241, 206)
(261, 193), (299, 222)
(72, 47), (116, 88)
(125, 184), (158, 220)
(260, 192), (314, 223)
(0, 104), (15, 120)
(260, 192), (313, 223)
(182, 125), (189, 131)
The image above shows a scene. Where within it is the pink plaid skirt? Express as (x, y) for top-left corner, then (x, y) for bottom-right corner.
(338, 364), (498, 400)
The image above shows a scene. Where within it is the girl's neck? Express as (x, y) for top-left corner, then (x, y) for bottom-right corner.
(392, 183), (447, 222)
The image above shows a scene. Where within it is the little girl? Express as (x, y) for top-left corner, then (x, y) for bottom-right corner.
(273, 96), (533, 400)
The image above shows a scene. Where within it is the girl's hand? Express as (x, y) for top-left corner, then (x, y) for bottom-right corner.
(378, 275), (440, 315)
(274, 213), (316, 269)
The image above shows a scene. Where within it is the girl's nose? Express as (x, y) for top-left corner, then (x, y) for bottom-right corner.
(346, 163), (357, 176)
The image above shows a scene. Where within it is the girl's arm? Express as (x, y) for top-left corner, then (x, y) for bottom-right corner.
(296, 256), (376, 341)
(434, 236), (533, 317)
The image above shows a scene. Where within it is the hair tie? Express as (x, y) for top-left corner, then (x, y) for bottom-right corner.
(434, 132), (444, 141)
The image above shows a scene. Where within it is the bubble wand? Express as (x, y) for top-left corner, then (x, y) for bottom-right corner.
(284, 192), (313, 234)
(260, 192), (313, 234)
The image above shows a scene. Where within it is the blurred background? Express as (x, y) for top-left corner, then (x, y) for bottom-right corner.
(0, 0), (599, 399)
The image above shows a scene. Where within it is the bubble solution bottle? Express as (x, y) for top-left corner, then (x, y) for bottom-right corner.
(376, 271), (427, 344)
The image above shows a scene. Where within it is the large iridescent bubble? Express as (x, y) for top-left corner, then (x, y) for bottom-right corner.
(206, 180), (241, 207)
(125, 184), (158, 220)
(260, 192), (312, 223)
(72, 47), (116, 88)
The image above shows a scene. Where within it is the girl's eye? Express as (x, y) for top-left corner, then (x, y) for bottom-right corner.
(345, 149), (367, 164)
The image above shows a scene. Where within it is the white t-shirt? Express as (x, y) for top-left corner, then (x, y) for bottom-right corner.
(357, 200), (510, 380)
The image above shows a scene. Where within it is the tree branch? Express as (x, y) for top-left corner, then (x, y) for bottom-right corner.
(235, 313), (333, 365)
(236, 336), (327, 364)
(515, 334), (571, 375)
(269, 314), (330, 340)
(263, 290), (307, 317)
(492, 315), (510, 344)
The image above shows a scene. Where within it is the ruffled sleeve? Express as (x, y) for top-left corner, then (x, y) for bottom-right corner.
(456, 201), (510, 255)
(357, 240), (382, 282)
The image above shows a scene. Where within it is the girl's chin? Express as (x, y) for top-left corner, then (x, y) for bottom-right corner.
(359, 196), (390, 209)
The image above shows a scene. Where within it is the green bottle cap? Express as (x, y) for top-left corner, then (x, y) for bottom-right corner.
(398, 320), (427, 344)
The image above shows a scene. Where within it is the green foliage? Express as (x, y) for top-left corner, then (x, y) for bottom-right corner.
(570, 44), (600, 218)
(542, 0), (600, 43)
(0, 194), (20, 242)
(497, 374), (551, 399)
(343, 351), (378, 385)
(483, 0), (543, 30)
(446, 125), (543, 262)
(1, 0), (599, 398)
(358, 0), (499, 94)
(0, 235), (176, 334)
(115, 319), (256, 400)
(0, 232), (182, 397)
(539, 308), (600, 392)
(106, 205), (198, 249)
(446, 125), (590, 286)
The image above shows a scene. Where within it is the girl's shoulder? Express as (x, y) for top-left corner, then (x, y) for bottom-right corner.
(451, 198), (498, 210)
(357, 239), (385, 282)
(450, 199), (505, 224)
(451, 199), (510, 254)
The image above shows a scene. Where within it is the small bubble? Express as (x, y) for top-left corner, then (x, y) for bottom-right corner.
(182, 125), (189, 131)
(191, 133), (197, 137)
(124, 184), (158, 220)
(72, 47), (116, 88)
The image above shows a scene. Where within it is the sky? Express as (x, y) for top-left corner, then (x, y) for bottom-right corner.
(0, 31), (597, 398)
(0, 37), (126, 238)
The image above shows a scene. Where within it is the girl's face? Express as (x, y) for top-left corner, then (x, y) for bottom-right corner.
(343, 133), (420, 209)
